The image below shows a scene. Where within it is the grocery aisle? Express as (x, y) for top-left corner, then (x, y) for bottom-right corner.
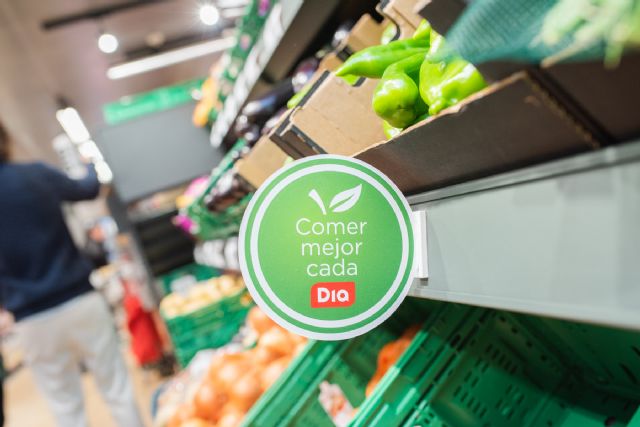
(1, 0), (640, 427)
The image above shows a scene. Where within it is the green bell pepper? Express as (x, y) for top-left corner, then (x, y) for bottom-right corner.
(382, 120), (402, 139)
(380, 23), (398, 45)
(419, 57), (486, 115)
(418, 34), (486, 115)
(413, 19), (431, 41)
(335, 38), (429, 79)
(372, 52), (428, 129)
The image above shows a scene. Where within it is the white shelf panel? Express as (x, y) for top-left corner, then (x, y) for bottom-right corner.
(408, 141), (640, 330)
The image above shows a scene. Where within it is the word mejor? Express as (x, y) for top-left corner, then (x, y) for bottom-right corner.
(296, 218), (367, 277)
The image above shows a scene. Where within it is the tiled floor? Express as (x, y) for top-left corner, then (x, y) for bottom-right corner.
(3, 347), (164, 427)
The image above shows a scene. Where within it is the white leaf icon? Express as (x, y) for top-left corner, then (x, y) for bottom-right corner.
(308, 189), (327, 215)
(329, 184), (362, 213)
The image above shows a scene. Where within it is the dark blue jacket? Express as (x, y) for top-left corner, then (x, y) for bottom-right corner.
(0, 162), (100, 320)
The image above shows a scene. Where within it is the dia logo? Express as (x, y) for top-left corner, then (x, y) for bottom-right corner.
(311, 282), (355, 308)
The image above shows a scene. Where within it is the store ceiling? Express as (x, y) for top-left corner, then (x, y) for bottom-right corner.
(0, 0), (232, 162)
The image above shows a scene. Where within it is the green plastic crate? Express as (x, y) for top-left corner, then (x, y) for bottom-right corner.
(241, 340), (342, 427)
(521, 316), (640, 400)
(241, 298), (439, 427)
(158, 263), (219, 296)
(172, 304), (250, 367)
(163, 290), (248, 337)
(351, 306), (640, 427)
(629, 407), (640, 426)
(162, 290), (253, 367)
(187, 194), (252, 241)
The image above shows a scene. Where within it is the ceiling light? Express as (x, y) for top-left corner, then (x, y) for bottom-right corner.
(56, 107), (90, 143)
(199, 4), (220, 26)
(98, 33), (119, 53)
(107, 37), (234, 80)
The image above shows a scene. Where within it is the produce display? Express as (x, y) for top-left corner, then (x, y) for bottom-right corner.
(193, 75), (222, 128)
(173, 177), (210, 236)
(314, 324), (422, 426)
(203, 169), (253, 214)
(184, 21), (361, 218)
(160, 274), (245, 319)
(233, 77), (295, 145)
(164, 306), (306, 427)
(336, 37), (430, 79)
(336, 20), (486, 135)
(161, 2), (640, 427)
(218, 0), (275, 103)
(191, 0), (276, 128)
(178, 140), (252, 241)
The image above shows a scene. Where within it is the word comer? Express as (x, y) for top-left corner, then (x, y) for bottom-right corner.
(295, 218), (367, 277)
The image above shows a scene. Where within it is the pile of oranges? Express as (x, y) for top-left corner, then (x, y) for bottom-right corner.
(168, 307), (306, 427)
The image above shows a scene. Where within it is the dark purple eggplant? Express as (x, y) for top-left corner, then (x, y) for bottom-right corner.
(241, 79), (294, 124)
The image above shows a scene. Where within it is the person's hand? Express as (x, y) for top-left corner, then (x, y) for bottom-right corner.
(100, 183), (113, 197)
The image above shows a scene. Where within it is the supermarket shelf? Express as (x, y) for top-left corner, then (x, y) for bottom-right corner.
(210, 0), (340, 147)
(408, 139), (640, 330)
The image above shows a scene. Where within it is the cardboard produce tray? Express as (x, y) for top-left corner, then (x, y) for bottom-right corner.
(335, 13), (386, 56)
(466, 54), (640, 141)
(355, 71), (599, 194)
(415, 0), (466, 35)
(269, 72), (386, 159)
(235, 136), (289, 190)
(377, 0), (423, 39)
(540, 53), (640, 145)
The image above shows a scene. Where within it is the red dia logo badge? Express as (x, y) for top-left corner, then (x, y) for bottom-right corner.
(311, 282), (355, 308)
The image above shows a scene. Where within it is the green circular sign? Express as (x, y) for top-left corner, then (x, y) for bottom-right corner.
(239, 155), (414, 340)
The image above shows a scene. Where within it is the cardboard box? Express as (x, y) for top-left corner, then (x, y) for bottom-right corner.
(337, 14), (386, 55)
(475, 62), (537, 83)
(415, 0), (466, 35)
(416, 0), (640, 137)
(317, 52), (343, 73)
(268, 15), (394, 160)
(269, 72), (386, 158)
(355, 72), (599, 194)
(377, 0), (422, 38)
(541, 54), (640, 144)
(235, 136), (289, 189)
(473, 54), (640, 142)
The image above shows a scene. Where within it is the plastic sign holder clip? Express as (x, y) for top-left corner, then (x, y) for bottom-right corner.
(411, 209), (429, 279)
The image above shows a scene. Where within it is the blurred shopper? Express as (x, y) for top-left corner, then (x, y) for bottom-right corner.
(0, 353), (3, 427)
(0, 121), (144, 427)
(0, 309), (14, 427)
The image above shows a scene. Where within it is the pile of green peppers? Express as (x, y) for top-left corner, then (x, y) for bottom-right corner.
(335, 20), (487, 138)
